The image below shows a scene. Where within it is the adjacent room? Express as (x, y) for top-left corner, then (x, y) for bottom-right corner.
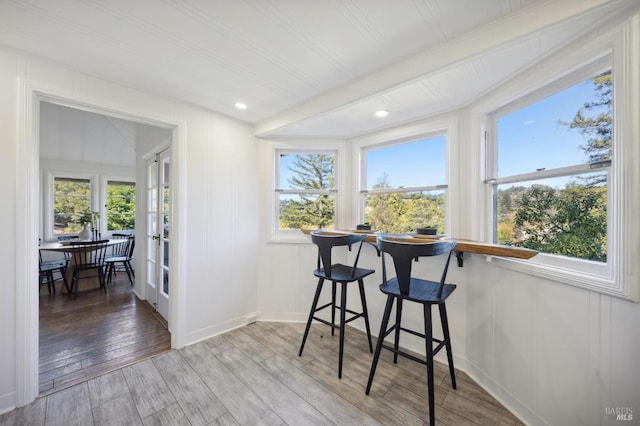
(37, 102), (172, 394)
(1, 1), (638, 425)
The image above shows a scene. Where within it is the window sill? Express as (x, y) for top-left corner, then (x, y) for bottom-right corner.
(267, 237), (312, 244)
(267, 230), (313, 244)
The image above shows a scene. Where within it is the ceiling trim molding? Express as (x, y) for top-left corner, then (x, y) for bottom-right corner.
(255, 0), (634, 137)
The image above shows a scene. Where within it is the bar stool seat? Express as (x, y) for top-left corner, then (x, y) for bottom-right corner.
(366, 237), (458, 426)
(299, 230), (375, 378)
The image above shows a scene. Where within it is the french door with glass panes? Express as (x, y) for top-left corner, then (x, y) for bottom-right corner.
(146, 148), (170, 321)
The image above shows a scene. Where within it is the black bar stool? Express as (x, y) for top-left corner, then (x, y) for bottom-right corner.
(366, 237), (458, 425)
(299, 230), (375, 378)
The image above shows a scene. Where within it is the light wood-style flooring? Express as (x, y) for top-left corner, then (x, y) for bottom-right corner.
(4, 320), (523, 425)
(39, 274), (171, 395)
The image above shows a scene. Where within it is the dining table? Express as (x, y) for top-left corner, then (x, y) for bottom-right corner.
(300, 228), (538, 266)
(39, 239), (129, 293)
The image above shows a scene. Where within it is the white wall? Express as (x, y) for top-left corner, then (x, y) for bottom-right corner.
(40, 102), (136, 167)
(0, 45), (19, 416)
(0, 45), (259, 413)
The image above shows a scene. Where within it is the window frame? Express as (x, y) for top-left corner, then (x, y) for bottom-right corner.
(487, 60), (612, 277)
(359, 133), (449, 233)
(351, 116), (457, 235)
(270, 145), (340, 241)
(42, 171), (136, 241)
(103, 176), (136, 233)
(43, 170), (98, 241)
(476, 20), (639, 301)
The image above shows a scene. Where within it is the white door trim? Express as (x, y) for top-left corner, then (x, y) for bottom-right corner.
(15, 80), (187, 406)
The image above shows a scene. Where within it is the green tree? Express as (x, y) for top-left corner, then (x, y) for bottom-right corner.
(365, 174), (445, 234)
(279, 154), (335, 229)
(562, 71), (612, 163)
(106, 182), (136, 230)
(53, 178), (91, 233)
(512, 183), (607, 261)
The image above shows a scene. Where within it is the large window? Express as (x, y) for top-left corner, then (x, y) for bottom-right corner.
(53, 177), (92, 235)
(489, 69), (611, 265)
(275, 150), (336, 231)
(361, 135), (446, 234)
(44, 171), (135, 240)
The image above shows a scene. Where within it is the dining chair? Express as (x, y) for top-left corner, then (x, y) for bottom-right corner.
(299, 230), (375, 378)
(39, 251), (71, 295)
(69, 240), (110, 297)
(365, 236), (458, 426)
(105, 234), (135, 285)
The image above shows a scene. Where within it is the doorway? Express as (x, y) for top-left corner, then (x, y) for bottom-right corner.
(16, 85), (185, 405)
(37, 102), (172, 393)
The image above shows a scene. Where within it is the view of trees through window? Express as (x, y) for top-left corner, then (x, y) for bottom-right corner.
(53, 177), (91, 234)
(53, 177), (135, 235)
(364, 179), (445, 234)
(364, 137), (446, 234)
(278, 153), (335, 229)
(495, 71), (611, 262)
(106, 181), (136, 231)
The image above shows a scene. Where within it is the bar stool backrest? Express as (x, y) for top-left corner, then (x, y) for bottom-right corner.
(311, 230), (368, 279)
(377, 237), (457, 297)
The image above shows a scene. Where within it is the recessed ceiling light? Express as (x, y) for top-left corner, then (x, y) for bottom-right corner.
(375, 109), (389, 117)
(235, 102), (247, 110)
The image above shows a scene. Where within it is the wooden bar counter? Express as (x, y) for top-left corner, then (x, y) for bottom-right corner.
(300, 228), (538, 264)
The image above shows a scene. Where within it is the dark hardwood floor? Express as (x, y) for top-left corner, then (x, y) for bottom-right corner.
(39, 274), (171, 395)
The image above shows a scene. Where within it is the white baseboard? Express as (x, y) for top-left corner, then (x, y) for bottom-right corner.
(0, 390), (16, 416)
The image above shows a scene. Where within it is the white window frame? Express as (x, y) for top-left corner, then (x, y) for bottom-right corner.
(351, 117), (457, 234)
(488, 59), (612, 278)
(42, 171), (99, 241)
(103, 175), (136, 234)
(269, 143), (342, 242)
(359, 133), (448, 232)
(475, 18), (639, 301)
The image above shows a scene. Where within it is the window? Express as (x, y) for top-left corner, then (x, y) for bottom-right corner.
(361, 135), (446, 234)
(43, 171), (135, 241)
(53, 177), (92, 235)
(106, 180), (136, 231)
(275, 150), (336, 231)
(490, 69), (611, 265)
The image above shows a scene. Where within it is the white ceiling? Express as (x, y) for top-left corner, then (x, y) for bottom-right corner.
(0, 0), (637, 138)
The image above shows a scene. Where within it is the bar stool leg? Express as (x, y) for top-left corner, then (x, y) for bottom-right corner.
(439, 303), (457, 388)
(358, 279), (373, 352)
(393, 299), (403, 363)
(424, 304), (435, 426)
(366, 295), (394, 395)
(331, 281), (337, 336)
(338, 281), (348, 379)
(299, 278), (324, 356)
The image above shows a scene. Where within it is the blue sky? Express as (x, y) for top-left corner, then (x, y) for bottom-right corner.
(365, 137), (446, 189)
(497, 80), (603, 177)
